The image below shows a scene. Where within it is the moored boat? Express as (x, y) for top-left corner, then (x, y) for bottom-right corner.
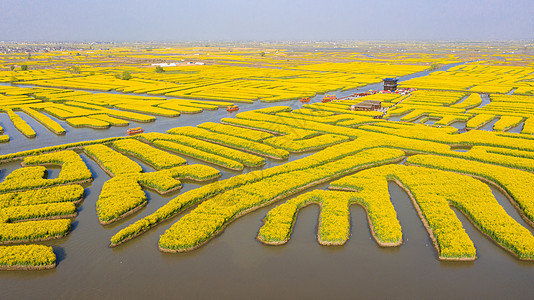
(322, 94), (337, 103)
(227, 105), (239, 112)
(127, 127), (144, 135)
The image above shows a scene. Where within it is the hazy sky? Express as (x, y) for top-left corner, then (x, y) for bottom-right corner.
(1, 0), (532, 41)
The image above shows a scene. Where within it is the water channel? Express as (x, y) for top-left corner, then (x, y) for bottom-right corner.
(1, 64), (533, 299)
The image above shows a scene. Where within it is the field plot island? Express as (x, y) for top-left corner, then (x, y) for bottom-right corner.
(1, 42), (534, 273)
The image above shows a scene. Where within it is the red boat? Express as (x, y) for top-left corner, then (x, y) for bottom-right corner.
(300, 97), (310, 103)
(127, 127), (143, 135)
(227, 105), (239, 112)
(322, 94), (337, 103)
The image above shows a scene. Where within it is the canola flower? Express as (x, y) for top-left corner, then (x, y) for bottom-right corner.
(276, 111), (357, 125)
(235, 109), (363, 138)
(66, 116), (110, 129)
(5, 109), (36, 138)
(0, 202), (77, 223)
(407, 154), (534, 228)
(158, 148), (404, 252)
(84, 144), (143, 176)
(167, 126), (289, 160)
(197, 122), (274, 142)
(110, 141), (405, 247)
(114, 103), (180, 117)
(0, 137), (126, 163)
(0, 185), (84, 208)
(141, 132), (265, 167)
(20, 107), (66, 135)
(112, 138), (186, 170)
(263, 133), (350, 152)
(97, 164), (220, 224)
(0, 219), (71, 244)
(152, 140), (244, 170)
(1, 100), (532, 265)
(258, 189), (402, 246)
(348, 163), (534, 260)
(493, 116), (524, 131)
(221, 117), (318, 138)
(0, 245), (56, 269)
(0, 151), (92, 193)
(89, 114), (129, 126)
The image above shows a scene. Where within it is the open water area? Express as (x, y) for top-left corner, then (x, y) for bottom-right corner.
(1, 73), (533, 299)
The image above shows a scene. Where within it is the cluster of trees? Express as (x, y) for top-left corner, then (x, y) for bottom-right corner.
(115, 71), (132, 80)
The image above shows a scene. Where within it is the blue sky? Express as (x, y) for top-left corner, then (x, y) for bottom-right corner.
(0, 0), (532, 41)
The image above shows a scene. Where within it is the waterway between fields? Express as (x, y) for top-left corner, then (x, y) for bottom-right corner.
(1, 63), (534, 299)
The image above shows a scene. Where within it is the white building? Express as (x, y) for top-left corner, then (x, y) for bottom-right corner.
(151, 63), (177, 67)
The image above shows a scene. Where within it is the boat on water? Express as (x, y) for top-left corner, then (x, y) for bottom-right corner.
(127, 127), (144, 135)
(227, 105), (239, 112)
(322, 94), (337, 103)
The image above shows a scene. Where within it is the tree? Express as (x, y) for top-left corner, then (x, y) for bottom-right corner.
(70, 66), (81, 74)
(21, 65), (28, 71)
(27, 53), (32, 60)
(259, 52), (265, 57)
(429, 63), (440, 71)
(155, 66), (165, 73)
(9, 65), (15, 71)
(121, 70), (132, 80)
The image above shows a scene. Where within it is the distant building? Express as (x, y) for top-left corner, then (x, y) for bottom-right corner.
(350, 100), (381, 111)
(151, 63), (177, 67)
(383, 78), (398, 91)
